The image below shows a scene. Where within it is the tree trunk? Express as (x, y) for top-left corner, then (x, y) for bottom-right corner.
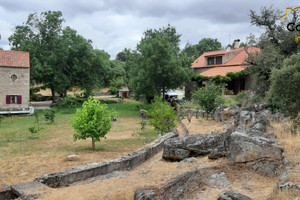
(92, 138), (96, 150)
(162, 87), (165, 102)
(64, 89), (67, 98)
(206, 111), (209, 120)
(51, 88), (55, 103)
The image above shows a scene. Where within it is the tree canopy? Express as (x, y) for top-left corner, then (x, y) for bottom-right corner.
(9, 11), (125, 100)
(127, 25), (192, 101)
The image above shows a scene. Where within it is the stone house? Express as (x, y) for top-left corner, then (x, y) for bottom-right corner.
(119, 88), (130, 98)
(191, 43), (260, 94)
(0, 50), (31, 114)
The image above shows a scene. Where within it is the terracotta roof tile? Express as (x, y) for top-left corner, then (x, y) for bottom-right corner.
(191, 47), (260, 69)
(0, 50), (30, 68)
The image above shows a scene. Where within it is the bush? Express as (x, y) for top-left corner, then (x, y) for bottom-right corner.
(28, 126), (38, 138)
(192, 84), (224, 119)
(70, 97), (117, 150)
(148, 96), (177, 134)
(108, 87), (119, 95)
(44, 109), (55, 123)
(55, 96), (84, 108)
(267, 52), (300, 118)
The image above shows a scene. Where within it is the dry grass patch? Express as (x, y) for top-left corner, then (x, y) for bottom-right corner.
(269, 190), (300, 200)
(177, 118), (224, 136)
(272, 122), (300, 161)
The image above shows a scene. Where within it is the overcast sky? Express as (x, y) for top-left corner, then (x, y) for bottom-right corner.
(0, 0), (298, 58)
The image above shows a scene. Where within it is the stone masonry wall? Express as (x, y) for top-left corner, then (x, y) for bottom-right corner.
(0, 67), (30, 110)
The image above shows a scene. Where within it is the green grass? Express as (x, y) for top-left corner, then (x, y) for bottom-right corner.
(108, 103), (151, 118)
(0, 99), (155, 158)
(181, 101), (199, 109)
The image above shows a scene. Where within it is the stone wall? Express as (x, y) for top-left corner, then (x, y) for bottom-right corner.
(0, 67), (30, 110)
(36, 130), (178, 188)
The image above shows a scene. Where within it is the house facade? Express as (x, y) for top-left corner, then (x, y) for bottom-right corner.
(191, 46), (260, 94)
(0, 50), (30, 112)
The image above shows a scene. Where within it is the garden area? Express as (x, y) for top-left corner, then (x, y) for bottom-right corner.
(0, 98), (156, 188)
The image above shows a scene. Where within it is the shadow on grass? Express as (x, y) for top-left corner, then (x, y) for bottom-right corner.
(59, 136), (158, 154)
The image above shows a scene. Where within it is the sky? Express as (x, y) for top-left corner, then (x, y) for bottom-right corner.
(0, 0), (299, 58)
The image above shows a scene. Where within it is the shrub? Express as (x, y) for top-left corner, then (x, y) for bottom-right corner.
(28, 126), (38, 138)
(192, 84), (224, 119)
(70, 97), (117, 150)
(108, 87), (119, 95)
(267, 52), (300, 118)
(55, 96), (84, 108)
(44, 109), (55, 123)
(148, 96), (177, 134)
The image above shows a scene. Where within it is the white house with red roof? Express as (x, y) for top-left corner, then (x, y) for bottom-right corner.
(0, 50), (33, 114)
(191, 44), (260, 94)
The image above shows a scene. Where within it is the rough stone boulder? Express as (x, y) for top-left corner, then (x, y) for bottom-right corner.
(134, 187), (158, 200)
(225, 129), (284, 176)
(217, 190), (251, 200)
(277, 166), (300, 193)
(163, 133), (226, 161)
(213, 104), (227, 122)
(228, 104), (240, 117)
(250, 113), (270, 132)
(234, 110), (256, 127)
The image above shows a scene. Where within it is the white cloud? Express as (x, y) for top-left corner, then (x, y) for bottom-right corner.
(0, 0), (298, 57)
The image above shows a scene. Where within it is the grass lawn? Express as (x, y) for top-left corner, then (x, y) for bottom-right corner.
(0, 99), (156, 188)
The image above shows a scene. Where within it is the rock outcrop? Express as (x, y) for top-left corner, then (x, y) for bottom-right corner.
(225, 129), (284, 176)
(163, 133), (226, 161)
(163, 103), (285, 177)
(217, 190), (251, 200)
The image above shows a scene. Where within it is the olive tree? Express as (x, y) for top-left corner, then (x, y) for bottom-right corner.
(71, 98), (117, 150)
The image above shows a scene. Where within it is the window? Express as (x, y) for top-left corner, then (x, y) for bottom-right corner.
(216, 56), (222, 64)
(207, 57), (215, 65)
(207, 56), (223, 65)
(11, 74), (18, 82)
(6, 95), (22, 104)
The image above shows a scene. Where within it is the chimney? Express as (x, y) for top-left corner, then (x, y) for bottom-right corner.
(233, 39), (240, 48)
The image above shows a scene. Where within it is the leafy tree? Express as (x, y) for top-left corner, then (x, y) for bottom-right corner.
(9, 11), (109, 100)
(148, 96), (177, 134)
(192, 84), (224, 119)
(9, 11), (68, 101)
(129, 25), (192, 101)
(196, 38), (222, 56)
(108, 87), (119, 95)
(71, 98), (117, 150)
(249, 6), (300, 56)
(247, 6), (300, 97)
(267, 52), (300, 118)
(246, 43), (284, 96)
(181, 38), (222, 59)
